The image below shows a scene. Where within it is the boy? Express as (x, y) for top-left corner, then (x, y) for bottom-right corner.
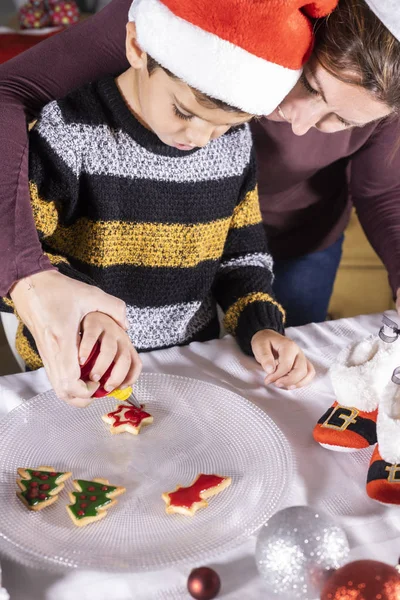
(3, 0), (335, 403)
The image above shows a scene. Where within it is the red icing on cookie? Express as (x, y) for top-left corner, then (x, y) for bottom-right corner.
(107, 405), (151, 429)
(167, 475), (227, 509)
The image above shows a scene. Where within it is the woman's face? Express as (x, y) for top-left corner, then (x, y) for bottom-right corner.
(267, 57), (392, 135)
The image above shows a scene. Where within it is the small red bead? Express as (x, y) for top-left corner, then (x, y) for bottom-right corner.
(40, 474), (49, 480)
(80, 495), (86, 499)
(88, 486), (95, 492)
(77, 510), (85, 516)
(40, 484), (50, 490)
(90, 496), (97, 501)
(80, 503), (87, 509)
(33, 471), (41, 477)
(30, 481), (38, 488)
(49, 472), (57, 477)
(28, 490), (38, 498)
(101, 486), (108, 491)
(38, 493), (47, 500)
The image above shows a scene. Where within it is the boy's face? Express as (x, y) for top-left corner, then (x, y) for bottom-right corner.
(122, 23), (251, 150)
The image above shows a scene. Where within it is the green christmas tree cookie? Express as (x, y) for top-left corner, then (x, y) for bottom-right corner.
(17, 466), (72, 511)
(67, 478), (126, 527)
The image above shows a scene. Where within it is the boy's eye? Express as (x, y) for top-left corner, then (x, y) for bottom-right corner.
(300, 73), (319, 97)
(173, 104), (193, 121)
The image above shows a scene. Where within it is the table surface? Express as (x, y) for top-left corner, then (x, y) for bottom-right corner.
(0, 312), (399, 600)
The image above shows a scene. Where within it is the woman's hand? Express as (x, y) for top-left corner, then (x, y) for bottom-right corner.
(251, 329), (315, 389)
(10, 270), (133, 407)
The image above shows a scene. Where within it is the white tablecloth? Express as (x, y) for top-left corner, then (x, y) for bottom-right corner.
(0, 313), (399, 599)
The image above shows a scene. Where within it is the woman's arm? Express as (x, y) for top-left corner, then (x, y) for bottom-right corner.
(0, 0), (130, 294)
(350, 118), (400, 312)
(1, 0), (135, 402)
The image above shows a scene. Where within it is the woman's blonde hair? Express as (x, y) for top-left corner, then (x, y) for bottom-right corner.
(315, 0), (400, 112)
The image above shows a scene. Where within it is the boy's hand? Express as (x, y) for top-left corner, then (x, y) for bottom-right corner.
(79, 312), (142, 398)
(251, 329), (315, 389)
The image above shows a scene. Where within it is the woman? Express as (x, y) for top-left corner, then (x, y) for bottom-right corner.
(256, 0), (400, 326)
(0, 0), (399, 401)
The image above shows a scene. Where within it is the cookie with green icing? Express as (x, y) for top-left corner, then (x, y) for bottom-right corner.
(17, 466), (72, 511)
(67, 478), (126, 527)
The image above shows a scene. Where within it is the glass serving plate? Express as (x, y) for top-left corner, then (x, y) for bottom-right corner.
(0, 373), (293, 571)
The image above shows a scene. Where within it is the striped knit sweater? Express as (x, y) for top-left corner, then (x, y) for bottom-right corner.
(2, 77), (284, 370)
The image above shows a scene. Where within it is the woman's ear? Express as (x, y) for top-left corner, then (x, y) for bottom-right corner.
(125, 22), (146, 69)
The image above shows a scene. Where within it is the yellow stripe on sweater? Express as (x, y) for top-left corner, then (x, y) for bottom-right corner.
(48, 218), (232, 268)
(2, 297), (14, 310)
(230, 188), (261, 230)
(30, 183), (261, 269)
(30, 184), (233, 268)
(30, 182), (59, 238)
(224, 292), (286, 334)
(45, 253), (70, 266)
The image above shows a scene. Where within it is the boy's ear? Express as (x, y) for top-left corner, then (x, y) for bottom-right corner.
(125, 22), (146, 69)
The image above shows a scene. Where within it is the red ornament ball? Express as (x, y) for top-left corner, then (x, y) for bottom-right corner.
(19, 1), (51, 30)
(187, 567), (221, 600)
(47, 0), (79, 27)
(321, 560), (400, 600)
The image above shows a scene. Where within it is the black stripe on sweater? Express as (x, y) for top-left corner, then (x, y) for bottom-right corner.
(54, 259), (220, 306)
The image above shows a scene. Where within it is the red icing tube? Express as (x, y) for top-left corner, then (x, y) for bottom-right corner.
(80, 341), (114, 398)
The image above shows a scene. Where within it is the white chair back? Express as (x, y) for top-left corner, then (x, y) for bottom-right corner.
(0, 313), (25, 371)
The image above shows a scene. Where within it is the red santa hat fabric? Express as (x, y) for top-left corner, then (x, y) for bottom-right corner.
(129, 0), (338, 115)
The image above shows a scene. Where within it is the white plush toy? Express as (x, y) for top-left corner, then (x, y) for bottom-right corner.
(314, 315), (400, 505)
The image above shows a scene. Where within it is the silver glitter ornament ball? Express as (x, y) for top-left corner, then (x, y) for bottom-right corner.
(255, 506), (349, 600)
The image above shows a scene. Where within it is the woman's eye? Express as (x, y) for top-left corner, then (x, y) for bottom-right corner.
(336, 115), (351, 128)
(300, 73), (319, 97)
(173, 104), (193, 121)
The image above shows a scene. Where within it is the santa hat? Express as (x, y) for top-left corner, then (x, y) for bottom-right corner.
(364, 1), (400, 42)
(128, 0), (338, 115)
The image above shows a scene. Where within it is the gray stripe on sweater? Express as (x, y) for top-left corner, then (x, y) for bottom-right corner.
(126, 296), (216, 349)
(37, 102), (252, 182)
(219, 252), (274, 275)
